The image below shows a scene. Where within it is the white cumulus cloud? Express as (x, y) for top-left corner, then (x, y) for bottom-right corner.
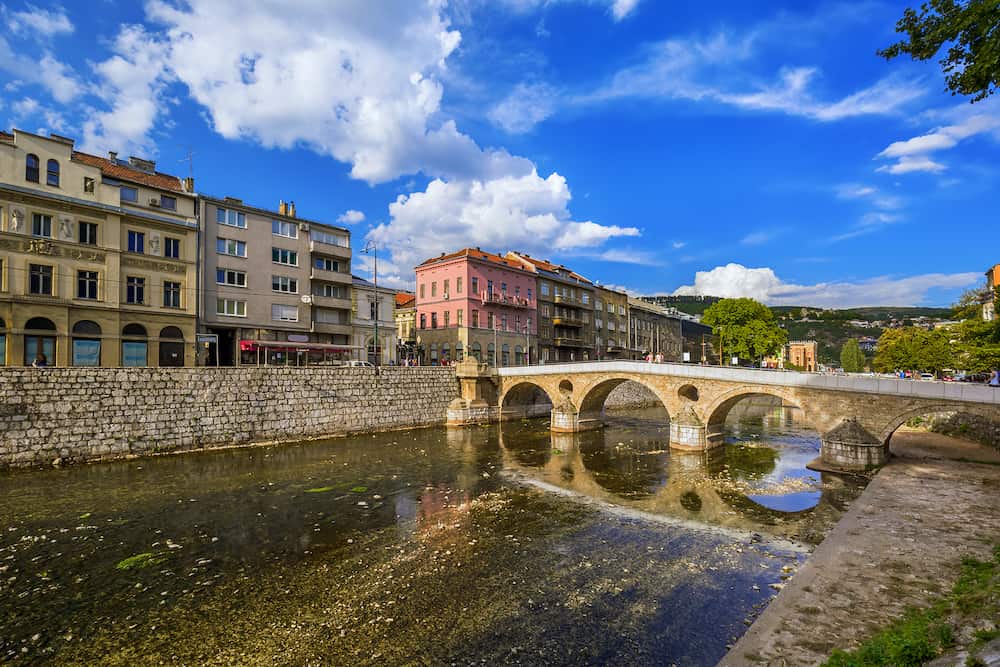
(673, 263), (979, 308)
(5, 4), (73, 37)
(874, 108), (1000, 175)
(337, 210), (366, 225)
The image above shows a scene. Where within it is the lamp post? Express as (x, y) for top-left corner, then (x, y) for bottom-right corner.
(524, 318), (531, 366)
(363, 240), (379, 367)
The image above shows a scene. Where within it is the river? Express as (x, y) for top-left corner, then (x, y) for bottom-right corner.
(0, 403), (864, 666)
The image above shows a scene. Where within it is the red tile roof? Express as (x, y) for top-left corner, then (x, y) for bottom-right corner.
(505, 252), (592, 284)
(72, 151), (186, 193)
(395, 292), (416, 308)
(418, 247), (526, 271)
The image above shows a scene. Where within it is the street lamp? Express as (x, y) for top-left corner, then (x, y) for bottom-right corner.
(362, 240), (379, 367)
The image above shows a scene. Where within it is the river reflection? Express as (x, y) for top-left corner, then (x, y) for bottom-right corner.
(499, 405), (864, 544)
(0, 409), (861, 666)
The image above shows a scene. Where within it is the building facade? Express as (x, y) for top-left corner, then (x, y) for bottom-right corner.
(786, 340), (818, 372)
(594, 287), (630, 359)
(198, 196), (353, 365)
(351, 276), (397, 365)
(0, 129), (198, 367)
(415, 248), (537, 366)
(394, 292), (416, 362)
(505, 252), (593, 363)
(984, 263), (998, 322)
(627, 297), (684, 361)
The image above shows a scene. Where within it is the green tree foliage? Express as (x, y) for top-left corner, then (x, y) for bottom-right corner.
(878, 0), (1000, 102)
(954, 318), (1000, 372)
(873, 327), (955, 373)
(702, 298), (788, 362)
(952, 285), (993, 320)
(840, 339), (866, 372)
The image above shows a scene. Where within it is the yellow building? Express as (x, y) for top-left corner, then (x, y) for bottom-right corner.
(0, 130), (198, 366)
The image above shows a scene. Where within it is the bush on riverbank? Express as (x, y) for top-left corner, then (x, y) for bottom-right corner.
(823, 545), (999, 666)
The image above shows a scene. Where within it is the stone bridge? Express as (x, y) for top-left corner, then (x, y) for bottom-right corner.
(446, 359), (1000, 471)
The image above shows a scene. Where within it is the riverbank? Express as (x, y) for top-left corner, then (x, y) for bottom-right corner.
(719, 431), (1000, 666)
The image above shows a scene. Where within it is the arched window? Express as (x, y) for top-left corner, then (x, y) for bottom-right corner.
(25, 154), (39, 182)
(501, 343), (510, 367)
(455, 341), (464, 362)
(23, 317), (56, 365)
(46, 159), (59, 187)
(121, 324), (148, 367)
(72, 320), (102, 366)
(0, 317), (6, 366)
(470, 342), (482, 362)
(441, 343), (450, 364)
(515, 345), (524, 366)
(430, 343), (438, 364)
(487, 342), (496, 367)
(158, 326), (184, 367)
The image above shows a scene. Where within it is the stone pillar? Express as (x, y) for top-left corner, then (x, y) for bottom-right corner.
(669, 406), (720, 452)
(446, 357), (498, 426)
(820, 419), (888, 471)
(550, 399), (602, 433)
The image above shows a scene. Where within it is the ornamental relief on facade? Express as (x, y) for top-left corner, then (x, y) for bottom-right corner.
(0, 236), (105, 262)
(59, 215), (74, 241)
(121, 256), (186, 274)
(9, 206), (25, 233)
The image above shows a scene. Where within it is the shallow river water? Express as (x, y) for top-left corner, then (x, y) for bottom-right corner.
(0, 405), (864, 666)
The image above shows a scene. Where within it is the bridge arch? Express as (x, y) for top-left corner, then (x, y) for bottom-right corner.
(877, 403), (999, 446)
(499, 381), (557, 421)
(577, 376), (671, 424)
(704, 386), (814, 439)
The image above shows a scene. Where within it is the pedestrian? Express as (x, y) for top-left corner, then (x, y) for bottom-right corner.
(989, 369), (1000, 387)
(31, 352), (48, 368)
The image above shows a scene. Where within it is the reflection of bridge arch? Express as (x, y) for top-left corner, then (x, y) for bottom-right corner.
(499, 381), (555, 421)
(577, 377), (671, 426)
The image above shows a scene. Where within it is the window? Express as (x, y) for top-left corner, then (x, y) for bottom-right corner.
(121, 325), (148, 367)
(163, 281), (181, 308)
(457, 309), (463, 326)
(501, 315), (508, 330)
(25, 154), (39, 182)
(419, 284), (425, 299)
(125, 276), (145, 304)
(72, 321), (102, 366)
(216, 268), (247, 287)
(419, 313), (426, 329)
(43, 159), (60, 187)
(272, 275), (298, 293)
(271, 304), (298, 322)
(456, 277), (463, 294)
(607, 303), (614, 313)
(515, 286), (520, 297)
(501, 282), (507, 295)
(29, 264), (53, 295)
(272, 220), (298, 238)
(471, 310), (479, 328)
(443, 279), (449, 296)
(217, 238), (246, 257)
(370, 299), (379, 321)
(158, 326), (185, 367)
(443, 311), (450, 326)
(540, 282), (550, 296)
(431, 312), (438, 329)
(316, 283), (346, 298)
(527, 288), (532, 301)
(127, 230), (145, 253)
(471, 277), (479, 294)
(313, 257), (338, 271)
(273, 248), (298, 266)
(120, 186), (138, 202)
(487, 313), (495, 329)
(216, 208), (246, 228)
(582, 293), (590, 305)
(311, 229), (349, 247)
(159, 195), (176, 211)
(619, 305), (626, 316)
(77, 271), (98, 300)
(487, 280), (493, 296)
(596, 299), (603, 310)
(164, 237), (180, 259)
(83, 177), (95, 193)
(79, 221), (98, 245)
(217, 298), (246, 317)
(431, 282), (437, 297)
(541, 304), (550, 317)
(31, 213), (52, 238)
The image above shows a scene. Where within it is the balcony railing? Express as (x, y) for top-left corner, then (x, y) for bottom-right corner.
(551, 316), (583, 327)
(552, 293), (579, 305)
(481, 292), (532, 308)
(553, 337), (588, 348)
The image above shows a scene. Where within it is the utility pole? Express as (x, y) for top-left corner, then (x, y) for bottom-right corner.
(363, 241), (379, 368)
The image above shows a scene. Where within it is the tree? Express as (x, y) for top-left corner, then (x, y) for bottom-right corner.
(878, 0), (1000, 103)
(701, 298), (788, 363)
(954, 318), (1000, 371)
(953, 285), (993, 320)
(873, 327), (955, 373)
(840, 339), (866, 373)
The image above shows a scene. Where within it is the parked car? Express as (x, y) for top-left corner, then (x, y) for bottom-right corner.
(344, 360), (374, 367)
(919, 373), (935, 381)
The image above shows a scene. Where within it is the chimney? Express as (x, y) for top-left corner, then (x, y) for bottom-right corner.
(289, 201), (296, 217)
(278, 200), (287, 216)
(108, 151), (117, 162)
(183, 177), (195, 193)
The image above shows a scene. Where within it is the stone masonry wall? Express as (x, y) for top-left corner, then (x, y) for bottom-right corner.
(925, 411), (1000, 451)
(603, 381), (662, 410)
(0, 367), (458, 469)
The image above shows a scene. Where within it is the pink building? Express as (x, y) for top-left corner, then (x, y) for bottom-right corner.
(415, 248), (537, 366)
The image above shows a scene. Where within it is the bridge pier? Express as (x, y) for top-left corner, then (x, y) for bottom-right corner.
(550, 402), (603, 433)
(669, 407), (722, 452)
(819, 419), (888, 471)
(446, 358), (498, 427)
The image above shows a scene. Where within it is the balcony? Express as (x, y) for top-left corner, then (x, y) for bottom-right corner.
(554, 337), (589, 348)
(311, 267), (352, 284)
(310, 240), (351, 260)
(551, 316), (583, 327)
(480, 292), (532, 309)
(310, 294), (351, 310)
(312, 320), (353, 336)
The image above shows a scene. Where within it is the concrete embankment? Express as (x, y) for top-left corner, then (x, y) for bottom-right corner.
(0, 367), (458, 469)
(720, 432), (1000, 666)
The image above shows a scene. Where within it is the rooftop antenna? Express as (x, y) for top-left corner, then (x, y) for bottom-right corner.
(178, 147), (195, 178)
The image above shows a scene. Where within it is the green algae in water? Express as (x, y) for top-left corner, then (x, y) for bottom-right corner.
(115, 552), (167, 570)
(350, 486), (368, 493)
(78, 512), (92, 519)
(305, 486), (336, 493)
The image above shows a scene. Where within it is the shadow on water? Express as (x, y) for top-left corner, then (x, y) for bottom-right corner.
(0, 407), (863, 667)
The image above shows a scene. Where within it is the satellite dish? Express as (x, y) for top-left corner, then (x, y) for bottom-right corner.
(301, 295), (313, 304)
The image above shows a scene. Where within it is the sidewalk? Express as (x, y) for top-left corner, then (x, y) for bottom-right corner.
(719, 432), (1000, 666)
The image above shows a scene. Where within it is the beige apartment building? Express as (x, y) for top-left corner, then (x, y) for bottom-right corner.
(0, 129), (198, 366)
(594, 286), (630, 359)
(198, 196), (353, 365)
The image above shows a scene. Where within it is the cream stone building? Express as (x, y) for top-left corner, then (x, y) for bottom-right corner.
(0, 130), (198, 366)
(352, 276), (397, 365)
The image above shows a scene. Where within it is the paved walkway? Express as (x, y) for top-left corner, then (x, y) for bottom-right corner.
(719, 433), (1000, 666)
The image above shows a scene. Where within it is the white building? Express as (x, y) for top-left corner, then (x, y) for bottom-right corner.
(351, 276), (397, 364)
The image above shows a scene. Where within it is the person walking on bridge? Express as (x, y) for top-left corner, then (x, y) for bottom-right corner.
(989, 369), (1000, 387)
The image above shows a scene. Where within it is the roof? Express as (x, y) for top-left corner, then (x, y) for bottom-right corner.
(395, 292), (416, 308)
(417, 247), (529, 272)
(72, 151), (187, 193)
(505, 251), (593, 285)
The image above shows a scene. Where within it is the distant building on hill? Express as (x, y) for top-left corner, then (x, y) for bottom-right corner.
(984, 263), (999, 322)
(787, 341), (818, 372)
(858, 336), (878, 353)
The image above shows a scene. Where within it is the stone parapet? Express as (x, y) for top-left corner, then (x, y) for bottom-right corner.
(0, 367), (459, 469)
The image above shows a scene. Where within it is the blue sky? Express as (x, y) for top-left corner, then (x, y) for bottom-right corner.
(1, 0), (996, 307)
